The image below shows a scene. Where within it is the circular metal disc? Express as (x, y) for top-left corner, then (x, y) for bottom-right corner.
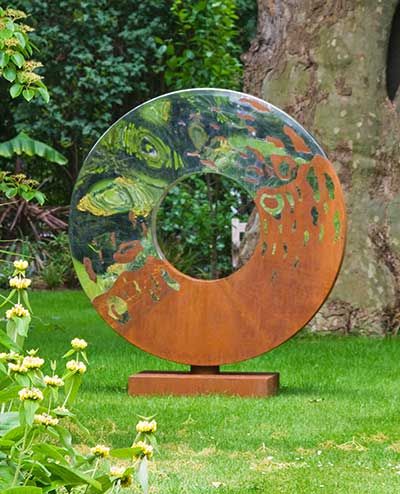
(69, 89), (346, 365)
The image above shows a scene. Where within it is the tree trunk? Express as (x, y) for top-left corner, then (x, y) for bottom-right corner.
(241, 0), (400, 334)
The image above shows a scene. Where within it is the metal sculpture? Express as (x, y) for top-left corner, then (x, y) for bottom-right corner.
(69, 89), (346, 396)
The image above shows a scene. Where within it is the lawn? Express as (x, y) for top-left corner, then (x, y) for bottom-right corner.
(25, 290), (400, 493)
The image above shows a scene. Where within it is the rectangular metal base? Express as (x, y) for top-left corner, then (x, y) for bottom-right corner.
(128, 371), (279, 397)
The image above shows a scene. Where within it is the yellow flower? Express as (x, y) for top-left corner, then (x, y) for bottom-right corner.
(4, 38), (19, 48)
(0, 351), (20, 362)
(66, 360), (87, 374)
(110, 466), (125, 477)
(132, 441), (153, 459)
(18, 71), (43, 84)
(8, 362), (28, 374)
(136, 419), (157, 433)
(18, 387), (43, 401)
(5, 304), (29, 319)
(23, 60), (43, 71)
(22, 355), (44, 370)
(91, 444), (110, 458)
(71, 338), (88, 350)
(34, 413), (59, 427)
(9, 277), (32, 289)
(5, 8), (27, 19)
(44, 375), (64, 387)
(13, 259), (28, 271)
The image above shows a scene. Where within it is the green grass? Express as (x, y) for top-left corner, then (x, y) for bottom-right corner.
(24, 290), (400, 493)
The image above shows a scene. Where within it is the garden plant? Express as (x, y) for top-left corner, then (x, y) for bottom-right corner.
(0, 259), (158, 493)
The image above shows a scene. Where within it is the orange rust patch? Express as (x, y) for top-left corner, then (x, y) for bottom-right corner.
(83, 257), (97, 282)
(266, 136), (285, 148)
(283, 125), (311, 154)
(239, 97), (270, 112)
(247, 146), (266, 163)
(113, 240), (143, 263)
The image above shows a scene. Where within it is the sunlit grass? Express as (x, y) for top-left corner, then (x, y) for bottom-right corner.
(26, 290), (400, 493)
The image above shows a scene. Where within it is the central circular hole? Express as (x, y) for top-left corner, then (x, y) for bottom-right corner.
(156, 173), (259, 280)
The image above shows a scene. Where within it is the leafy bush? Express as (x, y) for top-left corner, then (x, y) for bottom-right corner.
(1, 1), (257, 205)
(0, 6), (49, 102)
(158, 0), (243, 90)
(0, 259), (157, 492)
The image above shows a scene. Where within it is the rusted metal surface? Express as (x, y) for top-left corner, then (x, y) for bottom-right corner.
(128, 371), (279, 397)
(69, 89), (346, 367)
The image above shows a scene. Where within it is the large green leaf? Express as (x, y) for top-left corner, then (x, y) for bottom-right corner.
(110, 446), (143, 459)
(32, 443), (68, 465)
(0, 328), (21, 352)
(0, 132), (67, 164)
(0, 412), (19, 436)
(44, 463), (102, 490)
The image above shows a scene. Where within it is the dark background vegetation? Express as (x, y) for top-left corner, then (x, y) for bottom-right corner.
(0, 0), (258, 286)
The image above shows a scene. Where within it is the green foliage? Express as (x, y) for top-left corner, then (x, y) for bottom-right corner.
(1, 1), (257, 204)
(39, 233), (77, 288)
(157, 173), (253, 279)
(158, 0), (242, 90)
(0, 171), (44, 204)
(0, 7), (49, 103)
(0, 261), (157, 492)
(6, 0), (172, 201)
(0, 131), (66, 164)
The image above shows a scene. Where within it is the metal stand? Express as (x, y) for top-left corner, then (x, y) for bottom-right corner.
(128, 366), (279, 397)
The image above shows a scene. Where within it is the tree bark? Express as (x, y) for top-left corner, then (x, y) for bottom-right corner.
(241, 0), (400, 334)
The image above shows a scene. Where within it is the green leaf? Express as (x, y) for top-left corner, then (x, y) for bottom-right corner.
(22, 290), (32, 313)
(9, 82), (22, 98)
(33, 191), (46, 205)
(0, 52), (9, 68)
(22, 88), (35, 101)
(11, 52), (24, 68)
(0, 132), (67, 164)
(14, 31), (26, 49)
(3, 66), (16, 82)
(0, 438), (15, 448)
(0, 328), (21, 352)
(0, 289), (16, 308)
(49, 425), (73, 454)
(3, 425), (25, 442)
(0, 412), (19, 436)
(63, 373), (82, 407)
(81, 351), (89, 364)
(0, 384), (22, 403)
(0, 29), (13, 40)
(44, 463), (102, 490)
(5, 187), (17, 198)
(32, 443), (69, 464)
(86, 475), (112, 494)
(38, 86), (50, 103)
(110, 446), (143, 459)
(12, 314), (31, 338)
(23, 399), (39, 426)
(62, 348), (75, 359)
